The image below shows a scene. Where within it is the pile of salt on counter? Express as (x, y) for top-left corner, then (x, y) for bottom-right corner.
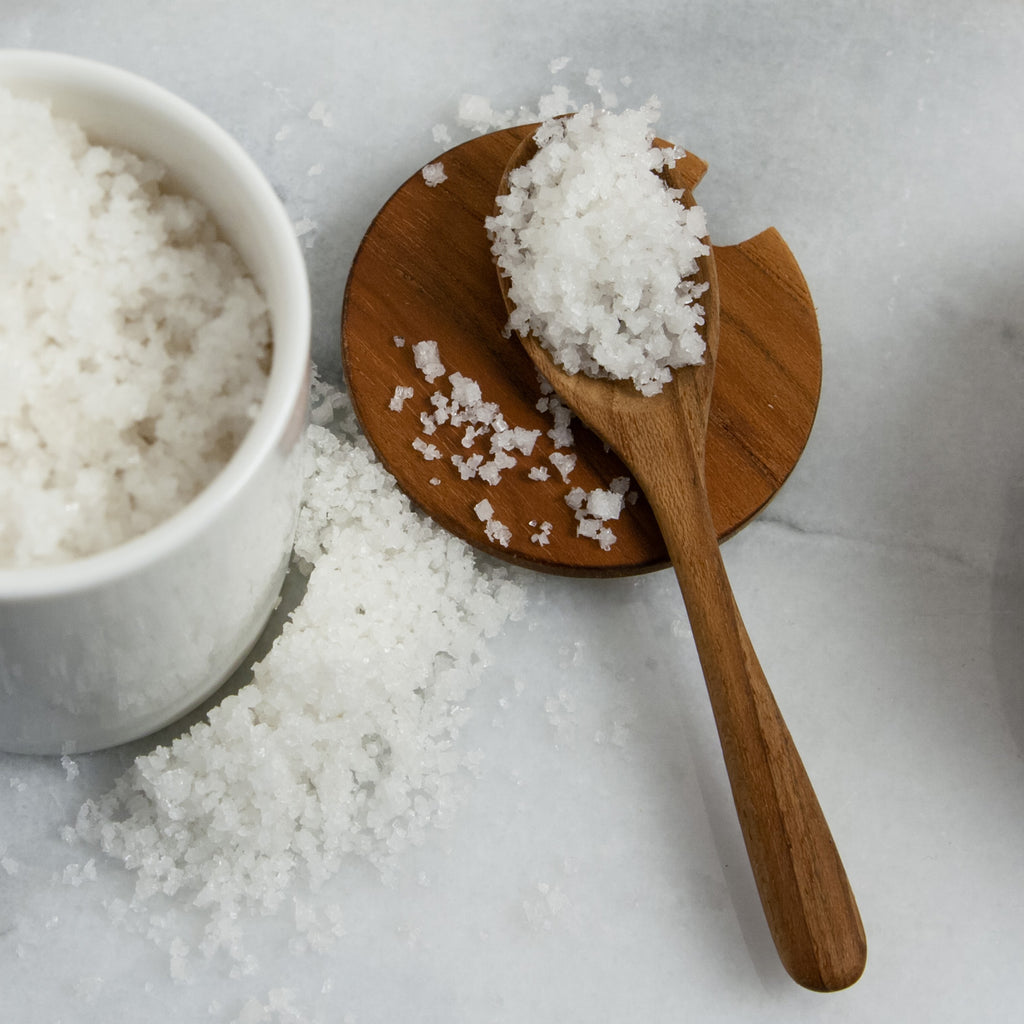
(0, 87), (270, 568)
(486, 102), (709, 397)
(74, 373), (525, 967)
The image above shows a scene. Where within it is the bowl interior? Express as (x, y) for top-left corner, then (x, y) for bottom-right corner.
(0, 50), (311, 592)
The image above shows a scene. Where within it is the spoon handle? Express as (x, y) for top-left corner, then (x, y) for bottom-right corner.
(638, 418), (866, 992)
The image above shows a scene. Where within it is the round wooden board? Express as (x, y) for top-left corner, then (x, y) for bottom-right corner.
(341, 125), (822, 577)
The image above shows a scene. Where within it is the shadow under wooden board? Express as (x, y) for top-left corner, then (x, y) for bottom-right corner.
(341, 124), (822, 577)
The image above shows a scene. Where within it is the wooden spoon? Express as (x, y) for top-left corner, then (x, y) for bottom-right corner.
(496, 128), (866, 992)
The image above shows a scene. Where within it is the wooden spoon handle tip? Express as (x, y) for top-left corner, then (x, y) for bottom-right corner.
(638, 424), (866, 992)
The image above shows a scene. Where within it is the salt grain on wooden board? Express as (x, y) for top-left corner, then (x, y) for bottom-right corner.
(75, 374), (525, 962)
(388, 340), (637, 552)
(421, 161), (447, 187)
(389, 385), (414, 411)
(412, 339), (445, 382)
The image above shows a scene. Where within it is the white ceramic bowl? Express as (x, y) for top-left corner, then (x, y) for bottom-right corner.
(0, 51), (311, 754)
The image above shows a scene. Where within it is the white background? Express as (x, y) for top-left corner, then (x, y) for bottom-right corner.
(2, 2), (1023, 1021)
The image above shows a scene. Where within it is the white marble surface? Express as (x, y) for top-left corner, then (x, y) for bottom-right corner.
(3, 2), (1024, 1021)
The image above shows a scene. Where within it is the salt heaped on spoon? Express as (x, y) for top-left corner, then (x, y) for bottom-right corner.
(486, 102), (710, 397)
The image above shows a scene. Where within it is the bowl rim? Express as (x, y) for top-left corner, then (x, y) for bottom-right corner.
(0, 49), (311, 598)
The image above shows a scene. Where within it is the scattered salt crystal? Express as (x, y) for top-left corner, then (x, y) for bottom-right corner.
(429, 477), (441, 486)
(671, 617), (692, 638)
(565, 489), (586, 511)
(484, 519), (512, 548)
(491, 429), (517, 452)
(530, 521), (553, 546)
(549, 56), (571, 73)
(477, 460), (504, 486)
(452, 453), (484, 480)
(429, 392), (450, 420)
(549, 452), (577, 483)
(274, 125), (292, 141)
(432, 123), (452, 145)
(412, 437), (442, 460)
(474, 499), (495, 522)
(307, 163), (323, 176)
(61, 754), (80, 781)
(511, 426), (541, 455)
(449, 372), (483, 406)
(412, 339), (446, 382)
(566, 485), (625, 551)
(421, 161), (447, 187)
(546, 400), (574, 448)
(1, 856), (19, 875)
(389, 386), (414, 412)
(473, 403), (499, 428)
(293, 216), (317, 238)
(385, 339), (630, 552)
(393, 335), (406, 347)
(585, 488), (625, 521)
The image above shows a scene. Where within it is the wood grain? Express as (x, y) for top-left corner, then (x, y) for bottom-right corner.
(341, 125), (821, 579)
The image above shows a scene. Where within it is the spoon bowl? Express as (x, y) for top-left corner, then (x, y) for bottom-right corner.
(495, 123), (866, 992)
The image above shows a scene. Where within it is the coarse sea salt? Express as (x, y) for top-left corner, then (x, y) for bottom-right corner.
(421, 161), (447, 187)
(0, 87), (270, 568)
(74, 374), (525, 961)
(412, 339), (446, 383)
(392, 338), (636, 552)
(486, 103), (709, 397)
